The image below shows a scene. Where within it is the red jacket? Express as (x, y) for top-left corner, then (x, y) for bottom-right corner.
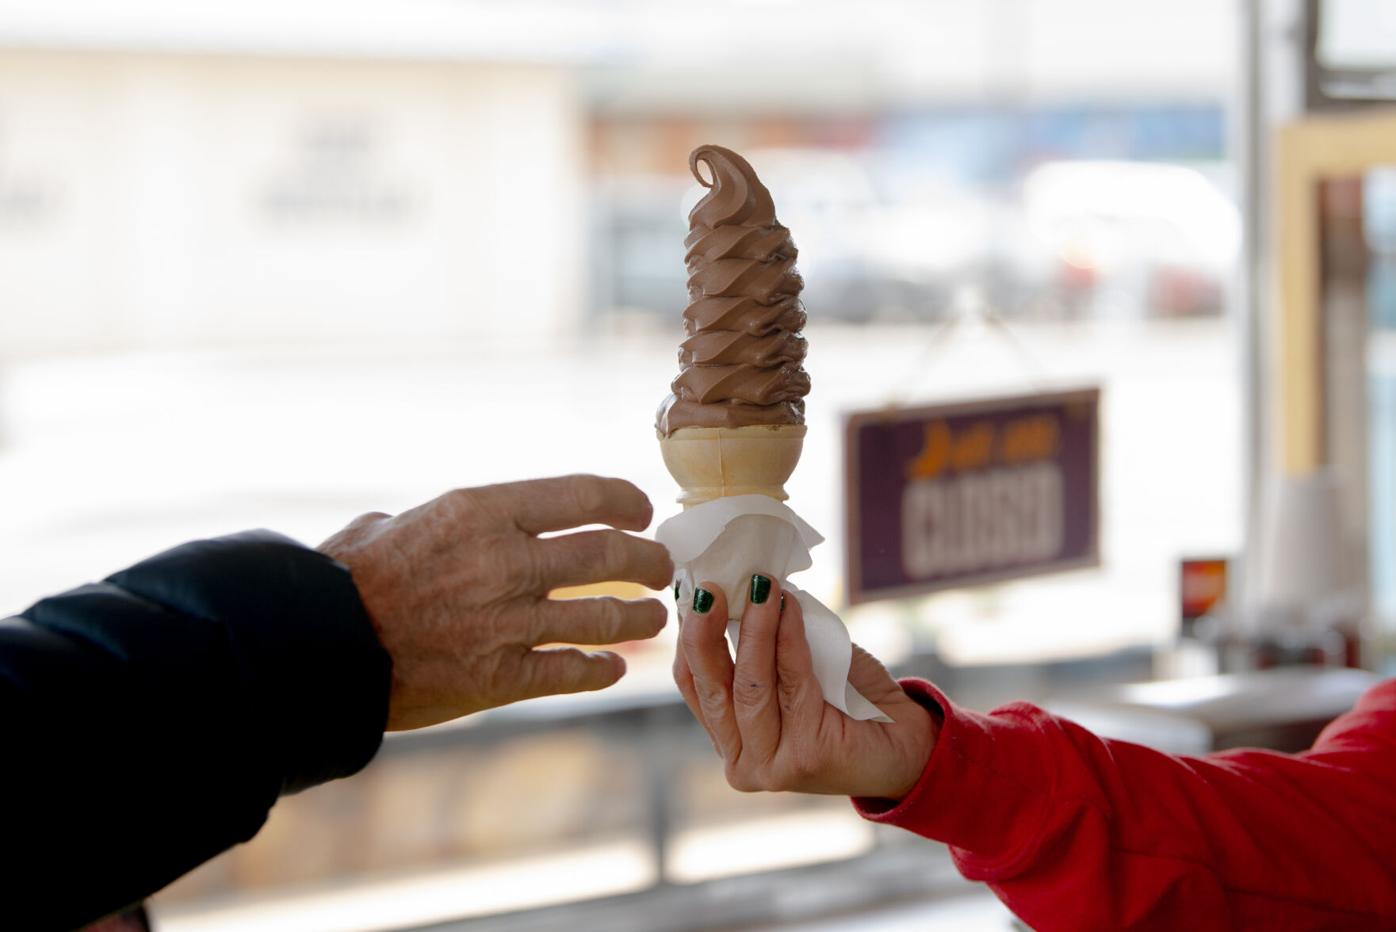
(855, 678), (1396, 930)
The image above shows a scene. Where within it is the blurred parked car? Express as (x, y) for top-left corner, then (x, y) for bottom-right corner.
(1021, 160), (1240, 318)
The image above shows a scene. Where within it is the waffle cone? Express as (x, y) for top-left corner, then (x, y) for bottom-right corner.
(659, 424), (806, 508)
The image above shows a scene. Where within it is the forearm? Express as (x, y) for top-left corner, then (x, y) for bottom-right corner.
(855, 679), (1396, 930)
(0, 532), (392, 929)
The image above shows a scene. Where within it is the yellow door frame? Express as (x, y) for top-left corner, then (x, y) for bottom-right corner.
(1278, 109), (1396, 473)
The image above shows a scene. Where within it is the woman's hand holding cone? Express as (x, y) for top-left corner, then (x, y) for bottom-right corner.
(673, 575), (938, 800)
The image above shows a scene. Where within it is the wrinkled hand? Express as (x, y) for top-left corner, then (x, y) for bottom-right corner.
(321, 475), (674, 731)
(674, 576), (937, 800)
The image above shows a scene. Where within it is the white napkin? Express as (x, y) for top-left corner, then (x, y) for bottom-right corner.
(656, 495), (891, 722)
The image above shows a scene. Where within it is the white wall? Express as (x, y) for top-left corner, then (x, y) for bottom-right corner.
(0, 52), (585, 357)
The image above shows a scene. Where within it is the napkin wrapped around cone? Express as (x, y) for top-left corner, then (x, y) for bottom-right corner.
(656, 495), (891, 722)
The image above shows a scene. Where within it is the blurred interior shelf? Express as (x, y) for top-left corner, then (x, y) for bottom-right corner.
(1049, 666), (1383, 754)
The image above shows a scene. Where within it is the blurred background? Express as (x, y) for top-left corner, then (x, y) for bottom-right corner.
(1, 0), (1393, 929)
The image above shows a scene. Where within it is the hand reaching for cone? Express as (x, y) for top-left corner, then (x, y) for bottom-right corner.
(672, 574), (939, 800)
(322, 475), (674, 731)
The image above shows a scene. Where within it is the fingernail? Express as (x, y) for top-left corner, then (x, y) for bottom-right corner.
(750, 574), (771, 605)
(692, 588), (714, 614)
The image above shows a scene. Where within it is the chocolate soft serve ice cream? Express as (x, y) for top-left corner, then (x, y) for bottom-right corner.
(657, 145), (811, 436)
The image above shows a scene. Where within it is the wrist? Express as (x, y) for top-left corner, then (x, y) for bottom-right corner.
(886, 700), (939, 800)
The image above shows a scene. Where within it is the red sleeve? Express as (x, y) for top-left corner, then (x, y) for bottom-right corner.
(853, 678), (1396, 931)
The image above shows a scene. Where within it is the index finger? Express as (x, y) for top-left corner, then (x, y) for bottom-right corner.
(680, 583), (743, 763)
(479, 475), (654, 535)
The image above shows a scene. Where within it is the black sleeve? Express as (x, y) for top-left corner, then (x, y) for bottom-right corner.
(0, 531), (392, 930)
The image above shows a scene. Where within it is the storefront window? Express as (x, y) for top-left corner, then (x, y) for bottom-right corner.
(0, 1), (1244, 927)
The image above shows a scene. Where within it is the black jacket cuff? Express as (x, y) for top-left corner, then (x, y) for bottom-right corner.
(107, 530), (392, 793)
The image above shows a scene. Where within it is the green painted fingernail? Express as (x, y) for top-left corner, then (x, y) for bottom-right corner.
(751, 574), (771, 605)
(693, 588), (714, 614)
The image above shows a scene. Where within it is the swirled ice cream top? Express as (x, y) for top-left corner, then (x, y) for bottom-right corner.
(656, 145), (810, 436)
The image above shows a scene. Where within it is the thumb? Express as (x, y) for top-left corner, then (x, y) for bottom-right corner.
(847, 644), (903, 705)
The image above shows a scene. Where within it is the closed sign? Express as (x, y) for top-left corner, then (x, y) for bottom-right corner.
(844, 388), (1100, 604)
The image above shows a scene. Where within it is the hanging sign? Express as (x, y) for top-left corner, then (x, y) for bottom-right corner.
(844, 387), (1100, 604)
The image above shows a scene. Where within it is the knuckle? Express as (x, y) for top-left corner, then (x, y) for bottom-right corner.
(774, 648), (803, 678)
(443, 487), (487, 525)
(776, 678), (802, 716)
(570, 531), (612, 575)
(445, 486), (477, 511)
(601, 530), (632, 574)
(724, 764), (761, 794)
(598, 598), (629, 639)
(489, 541), (543, 597)
(564, 654), (602, 691)
(528, 598), (559, 636)
(694, 681), (730, 718)
(325, 511), (391, 554)
(569, 474), (610, 517)
(732, 677), (768, 708)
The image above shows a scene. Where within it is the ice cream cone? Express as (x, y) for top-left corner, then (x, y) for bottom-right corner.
(659, 423), (806, 508)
